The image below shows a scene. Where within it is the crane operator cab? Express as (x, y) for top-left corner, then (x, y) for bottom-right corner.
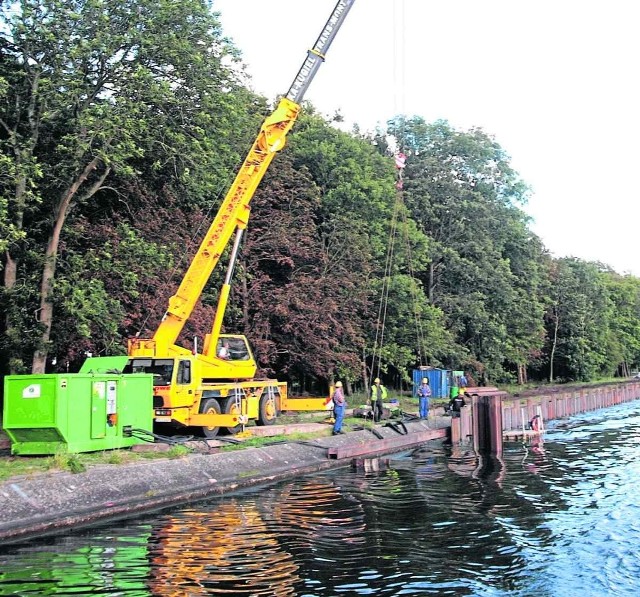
(215, 336), (250, 361)
(125, 335), (256, 387)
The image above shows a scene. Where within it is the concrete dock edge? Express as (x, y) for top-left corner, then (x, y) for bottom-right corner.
(0, 421), (442, 545)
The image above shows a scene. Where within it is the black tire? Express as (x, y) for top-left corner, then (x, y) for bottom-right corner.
(222, 396), (243, 435)
(256, 392), (278, 426)
(199, 398), (221, 439)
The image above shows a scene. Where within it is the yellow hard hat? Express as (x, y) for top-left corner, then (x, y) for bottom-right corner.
(335, 381), (343, 387)
(374, 378), (380, 383)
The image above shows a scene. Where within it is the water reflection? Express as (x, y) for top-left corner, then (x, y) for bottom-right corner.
(521, 438), (548, 477)
(149, 502), (300, 596)
(2, 401), (640, 595)
(0, 525), (152, 595)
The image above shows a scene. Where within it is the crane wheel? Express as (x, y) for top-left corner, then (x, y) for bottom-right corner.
(257, 393), (278, 426)
(222, 397), (243, 435)
(199, 398), (221, 439)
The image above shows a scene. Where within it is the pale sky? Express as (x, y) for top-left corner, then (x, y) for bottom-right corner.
(214, 0), (640, 277)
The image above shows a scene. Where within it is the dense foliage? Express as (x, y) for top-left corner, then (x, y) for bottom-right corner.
(2, 1), (640, 394)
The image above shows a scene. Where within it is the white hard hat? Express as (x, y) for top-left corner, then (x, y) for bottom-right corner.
(335, 381), (343, 387)
(374, 378), (380, 383)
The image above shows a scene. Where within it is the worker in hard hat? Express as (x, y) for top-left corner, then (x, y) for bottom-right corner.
(370, 377), (387, 422)
(448, 390), (466, 418)
(416, 377), (431, 420)
(332, 381), (346, 435)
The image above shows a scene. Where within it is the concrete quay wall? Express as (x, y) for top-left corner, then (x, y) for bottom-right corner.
(0, 420), (444, 545)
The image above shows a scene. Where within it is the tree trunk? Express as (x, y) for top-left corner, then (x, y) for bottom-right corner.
(517, 363), (524, 385)
(516, 363), (528, 385)
(517, 363), (528, 384)
(32, 157), (106, 373)
(32, 198), (73, 372)
(428, 261), (435, 303)
(361, 348), (369, 397)
(549, 309), (559, 383)
(3, 251), (17, 331)
(345, 379), (352, 396)
(4, 174), (26, 291)
(32, 237), (58, 373)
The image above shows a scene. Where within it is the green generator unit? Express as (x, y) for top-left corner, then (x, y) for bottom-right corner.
(2, 357), (153, 455)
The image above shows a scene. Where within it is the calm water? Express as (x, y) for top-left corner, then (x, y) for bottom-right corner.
(2, 401), (640, 596)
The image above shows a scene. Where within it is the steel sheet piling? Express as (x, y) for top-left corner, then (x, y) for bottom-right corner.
(500, 381), (640, 436)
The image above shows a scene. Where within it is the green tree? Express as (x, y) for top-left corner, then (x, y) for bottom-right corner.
(393, 117), (543, 381)
(0, 0), (245, 372)
(544, 258), (610, 382)
(601, 272), (640, 377)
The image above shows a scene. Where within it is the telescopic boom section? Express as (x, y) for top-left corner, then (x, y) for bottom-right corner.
(286, 0), (356, 104)
(129, 0), (356, 358)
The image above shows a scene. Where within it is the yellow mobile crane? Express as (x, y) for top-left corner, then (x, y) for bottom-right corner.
(124, 0), (356, 438)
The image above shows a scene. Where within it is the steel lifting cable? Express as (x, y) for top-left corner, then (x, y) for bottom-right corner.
(368, 0), (408, 387)
(391, 0), (427, 368)
(372, 0), (431, 382)
(392, 168), (430, 369)
(379, 161), (429, 371)
(393, 139), (428, 369)
(392, 0), (406, 122)
(135, 176), (233, 339)
(399, 204), (428, 368)
(369, 194), (400, 387)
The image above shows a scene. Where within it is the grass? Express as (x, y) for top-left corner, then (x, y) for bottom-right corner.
(15, 450), (90, 480)
(220, 429), (333, 452)
(52, 452), (86, 474)
(165, 444), (191, 458)
(0, 442), (203, 484)
(0, 455), (56, 483)
(0, 450), (113, 483)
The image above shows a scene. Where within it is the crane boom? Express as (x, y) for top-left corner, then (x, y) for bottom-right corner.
(286, 0), (355, 104)
(129, 0), (356, 359)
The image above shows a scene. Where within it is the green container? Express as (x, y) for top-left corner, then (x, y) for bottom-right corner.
(2, 370), (153, 455)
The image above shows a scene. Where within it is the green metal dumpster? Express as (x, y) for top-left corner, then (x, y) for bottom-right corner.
(2, 370), (153, 455)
